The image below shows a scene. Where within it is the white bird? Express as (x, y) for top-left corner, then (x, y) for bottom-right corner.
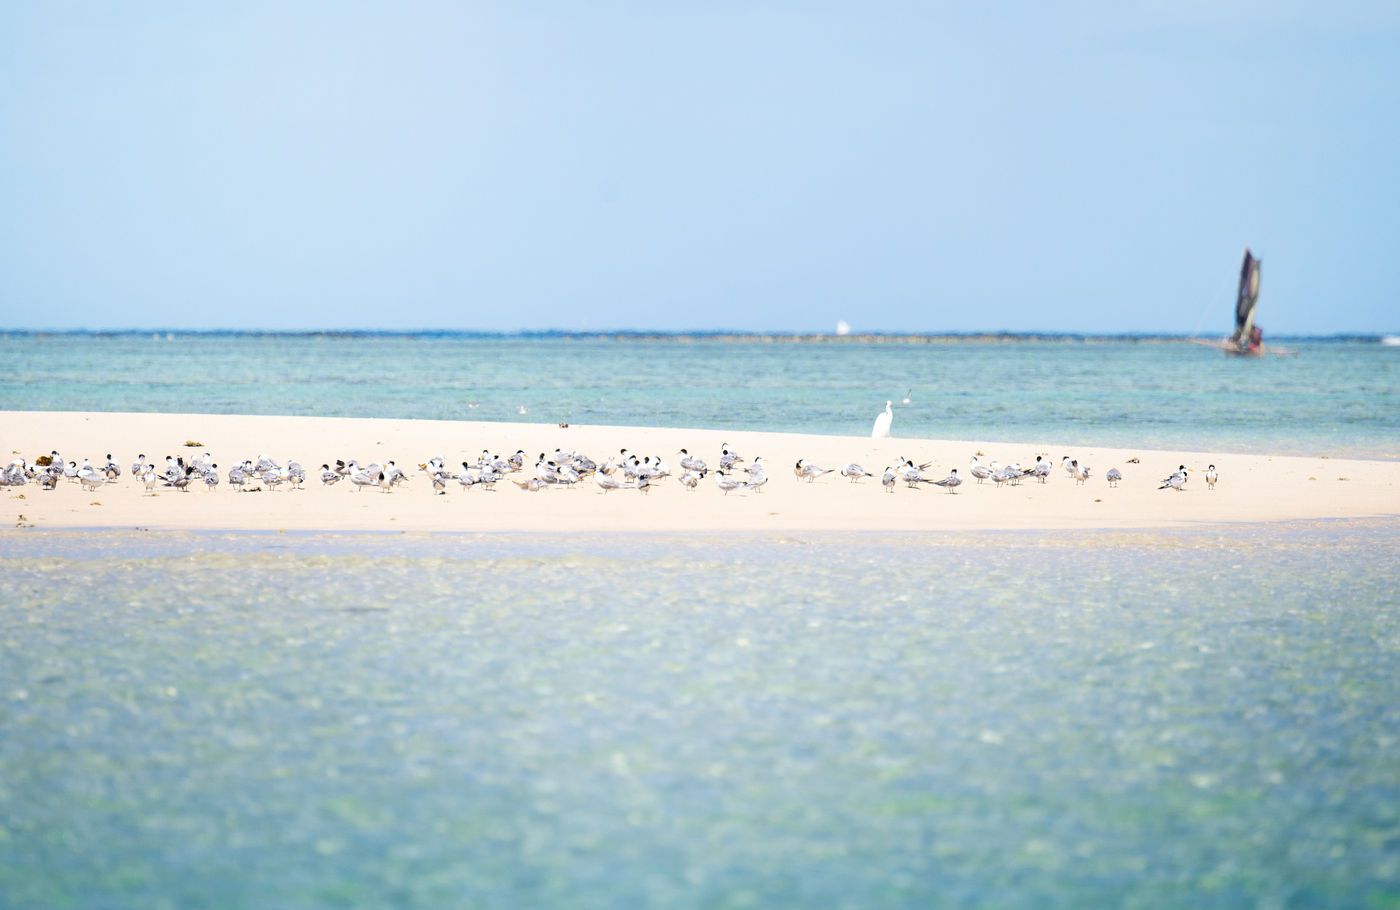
(714, 470), (748, 495)
(881, 465), (897, 493)
(899, 460), (931, 488)
(872, 401), (893, 438)
(1072, 460), (1091, 485)
(1205, 465), (1219, 489)
(840, 463), (870, 483)
(931, 469), (962, 493)
(1159, 465), (1191, 491)
(794, 459), (832, 483)
(902, 388), (912, 405)
(349, 466), (377, 492)
(678, 449), (707, 473)
(77, 464), (107, 491)
(990, 463), (1018, 487)
(969, 457), (993, 485)
(1030, 456), (1051, 484)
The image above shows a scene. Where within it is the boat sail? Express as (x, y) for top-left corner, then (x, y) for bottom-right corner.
(1227, 248), (1263, 355)
(1192, 247), (1293, 356)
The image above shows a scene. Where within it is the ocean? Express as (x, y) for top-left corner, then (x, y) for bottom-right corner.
(3, 333), (1399, 908)
(4, 332), (1399, 457)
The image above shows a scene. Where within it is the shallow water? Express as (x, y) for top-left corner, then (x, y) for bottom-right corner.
(2, 522), (1397, 908)
(4, 334), (1399, 457)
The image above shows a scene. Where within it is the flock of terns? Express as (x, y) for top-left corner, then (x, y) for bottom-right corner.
(2, 445), (1220, 497)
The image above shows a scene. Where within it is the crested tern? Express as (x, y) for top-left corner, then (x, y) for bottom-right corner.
(931, 468), (962, 493)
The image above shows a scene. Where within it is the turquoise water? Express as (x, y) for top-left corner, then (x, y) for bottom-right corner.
(2, 523), (1399, 908)
(4, 333), (1399, 457)
(5, 333), (1399, 907)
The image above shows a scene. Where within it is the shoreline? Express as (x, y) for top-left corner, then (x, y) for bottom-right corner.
(5, 410), (1398, 533)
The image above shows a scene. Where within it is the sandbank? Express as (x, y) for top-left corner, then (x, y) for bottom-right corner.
(3, 411), (1397, 533)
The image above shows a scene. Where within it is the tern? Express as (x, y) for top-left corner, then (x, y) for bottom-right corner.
(678, 449), (707, 473)
(714, 470), (748, 495)
(1159, 465), (1191, 491)
(969, 457), (993, 484)
(1106, 467), (1122, 487)
(931, 469), (962, 493)
(840, 463), (870, 482)
(1205, 465), (1218, 489)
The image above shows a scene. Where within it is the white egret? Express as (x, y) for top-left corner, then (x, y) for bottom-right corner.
(871, 401), (893, 438)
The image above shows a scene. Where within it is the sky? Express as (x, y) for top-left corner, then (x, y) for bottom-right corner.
(2, 2), (1397, 335)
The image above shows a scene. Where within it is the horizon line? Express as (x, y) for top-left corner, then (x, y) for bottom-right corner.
(2, 329), (1392, 343)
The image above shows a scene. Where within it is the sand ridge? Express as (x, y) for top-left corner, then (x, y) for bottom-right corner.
(4, 411), (1398, 532)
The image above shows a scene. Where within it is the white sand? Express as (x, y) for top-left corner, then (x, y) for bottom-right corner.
(4, 411), (1398, 532)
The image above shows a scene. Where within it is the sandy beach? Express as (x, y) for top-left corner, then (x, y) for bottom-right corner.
(4, 410), (1398, 533)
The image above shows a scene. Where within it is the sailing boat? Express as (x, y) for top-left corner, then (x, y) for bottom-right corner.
(1196, 247), (1294, 357)
(1224, 247), (1264, 356)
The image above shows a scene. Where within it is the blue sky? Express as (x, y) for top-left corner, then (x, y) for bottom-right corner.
(2, 3), (1396, 334)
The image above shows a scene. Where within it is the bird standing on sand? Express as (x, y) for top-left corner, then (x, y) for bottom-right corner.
(969, 457), (993, 484)
(714, 470), (747, 495)
(1106, 467), (1122, 487)
(1159, 465), (1191, 491)
(1205, 465), (1218, 489)
(872, 401), (893, 438)
(931, 469), (962, 493)
(840, 463), (870, 482)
